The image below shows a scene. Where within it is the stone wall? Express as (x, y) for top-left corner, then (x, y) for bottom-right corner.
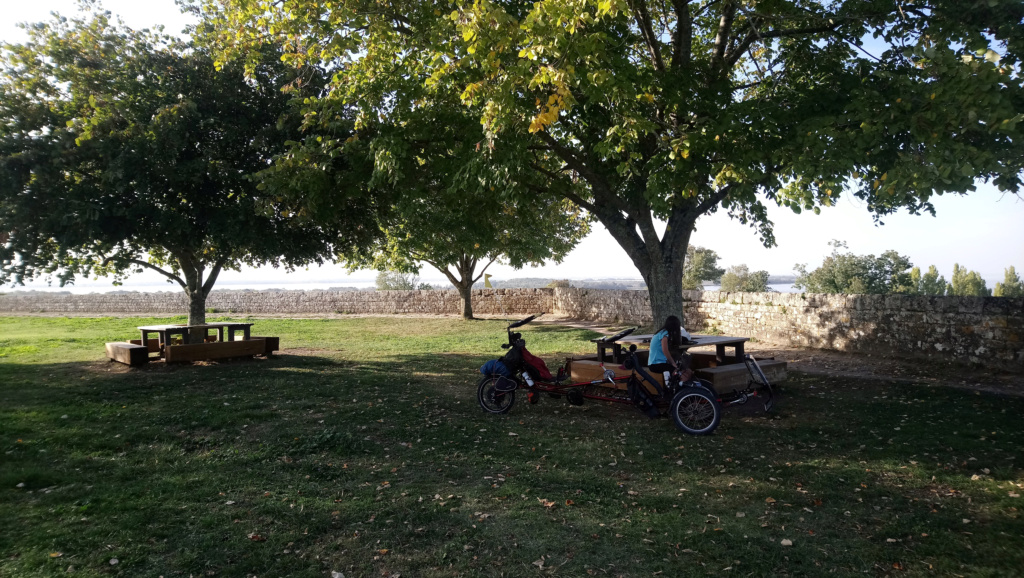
(554, 287), (1023, 369)
(2, 287), (1021, 369)
(0, 288), (552, 317)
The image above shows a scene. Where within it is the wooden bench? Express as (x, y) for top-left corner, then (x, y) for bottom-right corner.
(106, 342), (149, 367)
(250, 336), (280, 356)
(569, 359), (666, 391)
(696, 359), (787, 390)
(164, 338), (266, 363)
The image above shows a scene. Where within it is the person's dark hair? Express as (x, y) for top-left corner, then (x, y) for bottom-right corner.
(660, 315), (681, 350)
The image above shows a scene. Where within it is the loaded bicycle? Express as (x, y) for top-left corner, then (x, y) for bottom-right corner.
(475, 314), (775, 435)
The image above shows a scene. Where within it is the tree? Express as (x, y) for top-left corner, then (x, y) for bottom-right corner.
(298, 96), (589, 319)
(0, 10), (378, 325)
(375, 271), (419, 291)
(199, 0), (1024, 323)
(794, 241), (914, 294)
(681, 246), (725, 290)
(719, 265), (771, 293)
(909, 265), (948, 295)
(994, 266), (1024, 297)
(947, 264), (992, 296)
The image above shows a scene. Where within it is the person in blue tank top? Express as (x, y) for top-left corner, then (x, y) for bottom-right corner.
(648, 315), (692, 381)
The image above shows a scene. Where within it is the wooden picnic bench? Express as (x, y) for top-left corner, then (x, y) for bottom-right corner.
(592, 333), (749, 365)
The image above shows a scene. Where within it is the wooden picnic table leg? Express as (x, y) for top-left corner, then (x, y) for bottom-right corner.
(596, 343), (606, 362)
(734, 342), (745, 360)
(243, 326), (250, 341)
(612, 343), (622, 363)
(716, 344), (727, 365)
(217, 327), (224, 342)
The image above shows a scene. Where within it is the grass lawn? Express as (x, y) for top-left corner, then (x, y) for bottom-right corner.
(1, 316), (1022, 577)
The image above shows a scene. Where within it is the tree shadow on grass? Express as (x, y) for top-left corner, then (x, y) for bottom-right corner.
(3, 349), (1023, 577)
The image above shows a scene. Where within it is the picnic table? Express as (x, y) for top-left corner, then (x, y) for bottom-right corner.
(138, 322), (254, 355)
(591, 333), (749, 364)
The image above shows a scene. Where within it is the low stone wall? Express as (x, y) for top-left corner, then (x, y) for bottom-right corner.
(2, 287), (1021, 369)
(554, 287), (1023, 369)
(0, 288), (552, 317)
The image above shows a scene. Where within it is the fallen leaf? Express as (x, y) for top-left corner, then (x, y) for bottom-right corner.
(49, 552), (62, 558)
(225, 500), (236, 505)
(780, 539), (793, 546)
(565, 499), (575, 506)
(537, 498), (556, 508)
(109, 559), (119, 566)
(765, 497), (777, 503)
(247, 533), (267, 542)
(532, 558), (545, 569)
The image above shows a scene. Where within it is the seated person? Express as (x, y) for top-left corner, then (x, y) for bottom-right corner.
(648, 315), (693, 382)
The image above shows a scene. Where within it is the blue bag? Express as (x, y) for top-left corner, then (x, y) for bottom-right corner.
(480, 359), (511, 377)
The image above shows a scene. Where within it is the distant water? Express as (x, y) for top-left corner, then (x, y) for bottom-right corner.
(703, 283), (799, 293)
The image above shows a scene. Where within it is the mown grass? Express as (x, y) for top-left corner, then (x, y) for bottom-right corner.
(1, 315), (1022, 577)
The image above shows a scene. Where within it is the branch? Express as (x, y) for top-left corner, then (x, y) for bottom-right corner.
(710, 0), (737, 71)
(534, 132), (629, 215)
(693, 185), (735, 218)
(628, 0), (665, 73)
(201, 257), (229, 297)
(726, 22), (841, 69)
(472, 257), (498, 284)
(116, 258), (187, 291)
(670, 0), (692, 71)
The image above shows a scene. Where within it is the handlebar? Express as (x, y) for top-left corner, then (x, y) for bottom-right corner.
(506, 313), (544, 330)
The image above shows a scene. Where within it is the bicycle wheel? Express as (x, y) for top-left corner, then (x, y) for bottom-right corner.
(670, 386), (721, 435)
(477, 375), (516, 414)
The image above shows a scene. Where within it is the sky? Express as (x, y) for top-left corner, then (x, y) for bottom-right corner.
(3, 0), (1023, 291)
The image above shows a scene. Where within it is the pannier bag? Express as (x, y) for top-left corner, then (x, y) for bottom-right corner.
(480, 359), (511, 377)
(521, 348), (554, 381)
(494, 375), (518, 392)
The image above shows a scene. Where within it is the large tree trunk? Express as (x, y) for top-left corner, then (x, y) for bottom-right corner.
(434, 253), (496, 321)
(187, 287), (207, 327)
(173, 252), (225, 330)
(456, 281), (474, 320)
(588, 199), (695, 327)
(642, 259), (686, 326)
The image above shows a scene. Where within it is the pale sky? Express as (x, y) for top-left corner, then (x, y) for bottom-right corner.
(3, 1), (1022, 291)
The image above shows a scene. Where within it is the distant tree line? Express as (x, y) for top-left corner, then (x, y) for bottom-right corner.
(794, 241), (1022, 297)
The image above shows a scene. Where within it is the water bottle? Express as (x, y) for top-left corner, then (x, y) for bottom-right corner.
(523, 373), (534, 387)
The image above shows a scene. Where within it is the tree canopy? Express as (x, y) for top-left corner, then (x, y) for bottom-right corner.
(794, 241), (914, 294)
(195, 0), (1022, 320)
(994, 266), (1024, 297)
(681, 245), (725, 290)
(0, 10), (379, 323)
(719, 264), (771, 292)
(947, 263), (992, 296)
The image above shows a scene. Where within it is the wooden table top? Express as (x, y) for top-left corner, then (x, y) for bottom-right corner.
(618, 334), (749, 347)
(137, 322), (253, 331)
